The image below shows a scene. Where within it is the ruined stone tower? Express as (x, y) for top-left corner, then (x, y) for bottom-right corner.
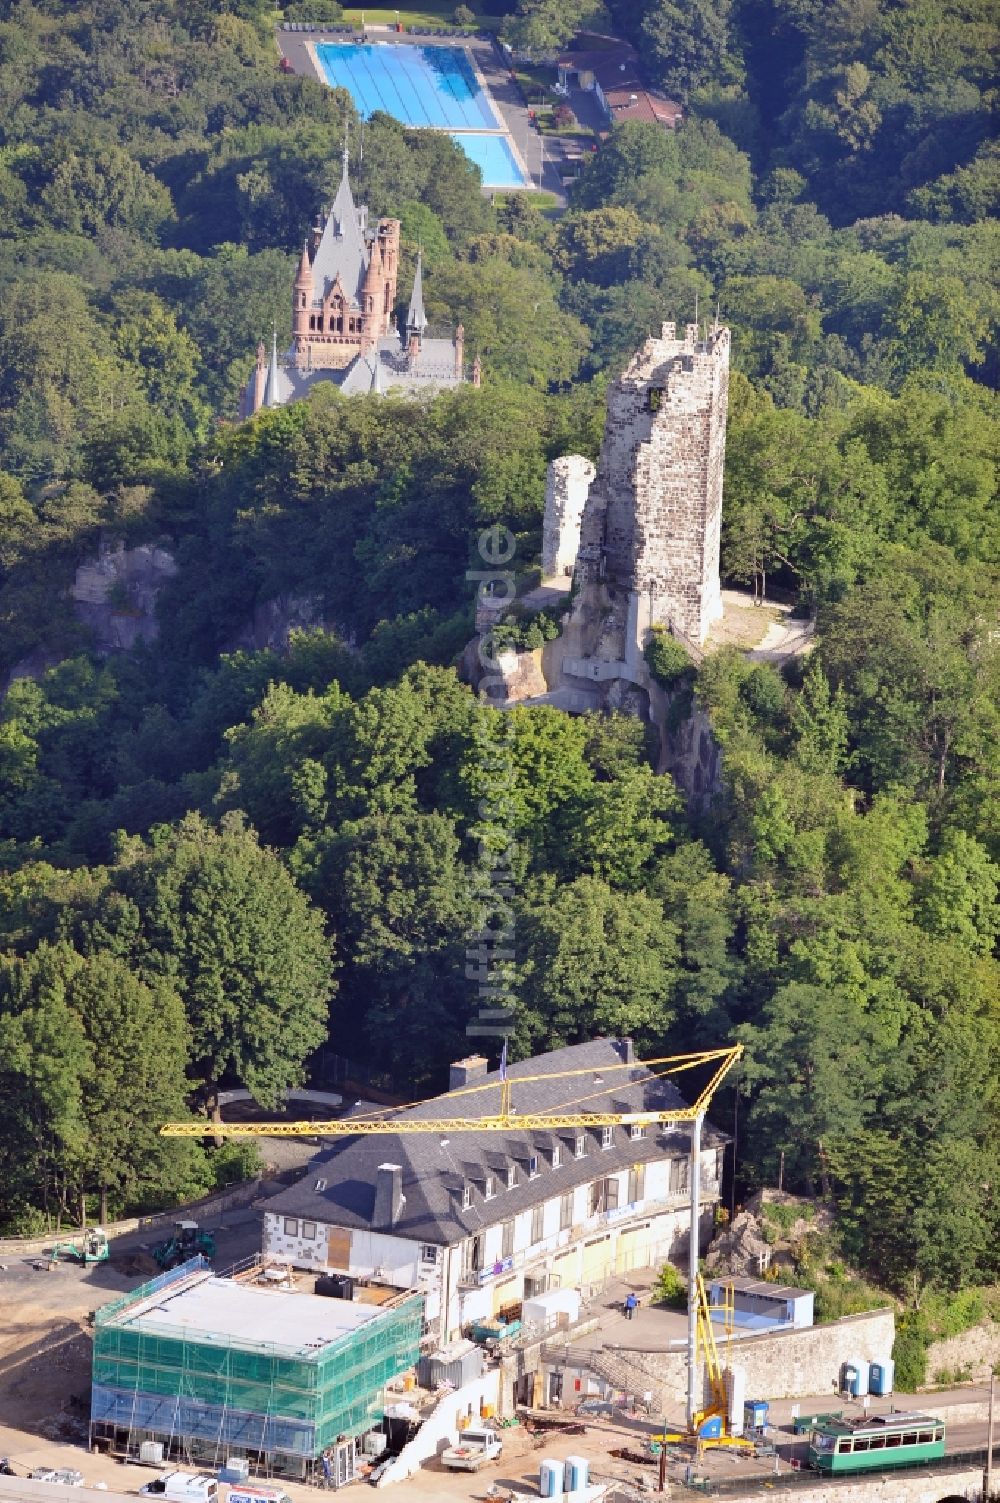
(542, 455), (596, 579)
(576, 321), (730, 649)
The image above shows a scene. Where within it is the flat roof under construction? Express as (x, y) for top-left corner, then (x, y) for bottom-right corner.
(115, 1270), (382, 1355)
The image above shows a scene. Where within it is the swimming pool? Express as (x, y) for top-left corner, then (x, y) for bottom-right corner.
(448, 131), (528, 188)
(315, 43), (499, 130)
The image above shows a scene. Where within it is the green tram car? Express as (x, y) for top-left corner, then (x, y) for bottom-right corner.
(808, 1412), (946, 1473)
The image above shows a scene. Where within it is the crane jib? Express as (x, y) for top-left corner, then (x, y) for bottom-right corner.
(158, 1045), (743, 1137)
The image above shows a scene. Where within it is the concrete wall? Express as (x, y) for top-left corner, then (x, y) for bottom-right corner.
(373, 1369), (500, 1486)
(611, 1308), (896, 1408)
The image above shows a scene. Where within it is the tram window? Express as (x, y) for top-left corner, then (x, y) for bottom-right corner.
(869, 1435), (885, 1449)
(835, 1439), (849, 1453)
(903, 1431), (919, 1445)
(852, 1438), (869, 1451)
(935, 1428), (944, 1443)
(885, 1434), (901, 1447)
(917, 1431), (932, 1443)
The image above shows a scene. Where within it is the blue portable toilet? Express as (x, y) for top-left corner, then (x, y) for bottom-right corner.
(744, 1399), (769, 1435)
(565, 1455), (589, 1491)
(539, 1459), (565, 1497)
(869, 1358), (894, 1396)
(841, 1358), (869, 1397)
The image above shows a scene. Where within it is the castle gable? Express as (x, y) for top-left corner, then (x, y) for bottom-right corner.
(310, 158), (369, 306)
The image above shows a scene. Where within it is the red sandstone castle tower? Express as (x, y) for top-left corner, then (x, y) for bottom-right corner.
(291, 147), (400, 371)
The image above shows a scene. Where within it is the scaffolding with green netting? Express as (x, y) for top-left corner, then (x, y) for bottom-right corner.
(89, 1258), (423, 1477)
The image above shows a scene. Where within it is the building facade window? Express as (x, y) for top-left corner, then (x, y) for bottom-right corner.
(589, 1177), (619, 1216)
(551, 1144), (562, 1168)
(462, 1235), (482, 1275)
(531, 1203), (545, 1244)
(559, 1191), (574, 1230)
(301, 1221), (316, 1240)
(627, 1164), (645, 1205)
(501, 1220), (514, 1259)
(669, 1158), (690, 1195)
(629, 1124), (645, 1141)
(283, 1217), (299, 1236)
(574, 1134), (586, 1160)
(421, 1244), (439, 1263)
(600, 1126), (614, 1150)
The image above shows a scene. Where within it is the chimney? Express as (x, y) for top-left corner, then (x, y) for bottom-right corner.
(450, 1055), (488, 1091)
(373, 1163), (404, 1228)
(619, 1037), (635, 1064)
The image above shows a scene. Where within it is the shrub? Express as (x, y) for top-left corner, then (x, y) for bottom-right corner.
(553, 102), (575, 128)
(644, 628), (696, 689)
(211, 1138), (264, 1187)
(284, 0), (343, 18)
(893, 1312), (930, 1390)
(454, 4), (476, 22)
(653, 1261), (687, 1310)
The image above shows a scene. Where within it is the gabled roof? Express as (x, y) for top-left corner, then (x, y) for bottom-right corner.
(310, 149), (369, 306)
(262, 1038), (726, 1247)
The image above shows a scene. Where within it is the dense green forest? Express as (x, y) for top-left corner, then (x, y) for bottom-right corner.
(0, 0), (997, 1315)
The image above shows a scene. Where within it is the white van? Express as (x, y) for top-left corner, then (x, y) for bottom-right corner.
(139, 1473), (218, 1503)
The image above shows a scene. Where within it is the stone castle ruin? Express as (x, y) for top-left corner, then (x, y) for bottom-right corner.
(542, 320), (730, 711)
(542, 455), (596, 579)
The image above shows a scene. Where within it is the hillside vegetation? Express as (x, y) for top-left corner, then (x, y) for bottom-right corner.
(0, 0), (996, 1313)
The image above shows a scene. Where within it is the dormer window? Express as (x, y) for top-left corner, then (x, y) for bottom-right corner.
(629, 1124), (645, 1141)
(507, 1165), (517, 1190)
(601, 1126), (614, 1150)
(551, 1144), (562, 1169)
(528, 1155), (539, 1179)
(484, 1175), (496, 1201)
(462, 1184), (472, 1211)
(574, 1134), (586, 1160)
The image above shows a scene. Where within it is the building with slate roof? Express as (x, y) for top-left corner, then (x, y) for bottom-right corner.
(261, 1038), (727, 1347)
(239, 150), (476, 418)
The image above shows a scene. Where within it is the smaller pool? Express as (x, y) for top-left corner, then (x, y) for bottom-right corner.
(450, 132), (528, 188)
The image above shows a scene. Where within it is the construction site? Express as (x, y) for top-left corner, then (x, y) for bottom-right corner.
(88, 1257), (422, 1482)
(0, 1038), (997, 1501)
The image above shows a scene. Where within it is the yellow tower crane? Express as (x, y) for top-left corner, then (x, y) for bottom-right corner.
(161, 1043), (743, 1435)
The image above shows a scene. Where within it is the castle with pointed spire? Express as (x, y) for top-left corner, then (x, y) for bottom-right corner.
(240, 150), (477, 418)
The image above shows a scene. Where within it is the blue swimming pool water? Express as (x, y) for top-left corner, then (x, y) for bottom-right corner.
(449, 131), (528, 187)
(315, 43), (500, 131)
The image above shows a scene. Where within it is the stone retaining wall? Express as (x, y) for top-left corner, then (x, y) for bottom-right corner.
(925, 1321), (1000, 1385)
(0, 1178), (264, 1257)
(609, 1308), (896, 1408)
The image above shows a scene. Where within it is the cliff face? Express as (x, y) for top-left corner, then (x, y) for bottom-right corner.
(71, 539), (179, 653)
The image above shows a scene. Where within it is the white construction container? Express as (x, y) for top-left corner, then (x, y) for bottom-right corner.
(522, 1287), (581, 1334)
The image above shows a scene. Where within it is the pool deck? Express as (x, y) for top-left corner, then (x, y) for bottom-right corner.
(276, 25), (571, 202)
